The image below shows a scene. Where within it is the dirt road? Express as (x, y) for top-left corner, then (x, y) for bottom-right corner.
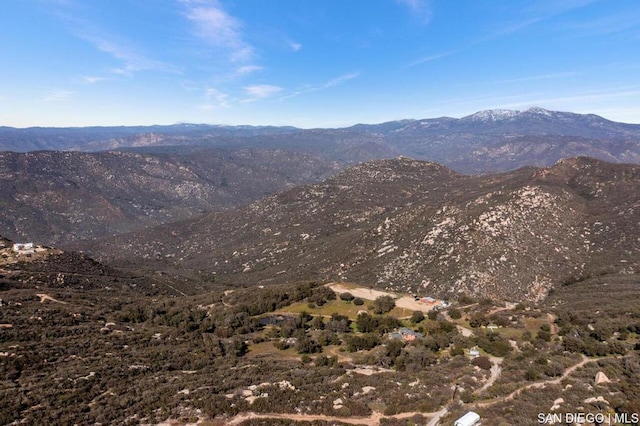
(474, 355), (592, 408)
(228, 409), (442, 426)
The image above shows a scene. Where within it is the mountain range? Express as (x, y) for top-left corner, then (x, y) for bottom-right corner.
(2, 107), (640, 173)
(2, 107), (639, 302)
(85, 156), (640, 302)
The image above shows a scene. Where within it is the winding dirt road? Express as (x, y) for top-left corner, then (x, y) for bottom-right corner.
(473, 355), (593, 408)
(226, 354), (620, 425)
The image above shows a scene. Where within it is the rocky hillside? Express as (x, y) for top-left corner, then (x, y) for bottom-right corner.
(2, 108), (640, 173)
(0, 148), (341, 245)
(0, 235), (194, 295)
(87, 157), (640, 302)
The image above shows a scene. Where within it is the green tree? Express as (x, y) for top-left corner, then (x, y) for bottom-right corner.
(410, 310), (425, 324)
(448, 308), (462, 320)
(372, 296), (395, 314)
(356, 312), (376, 333)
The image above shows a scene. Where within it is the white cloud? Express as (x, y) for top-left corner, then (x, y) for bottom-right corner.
(82, 76), (106, 84)
(289, 41), (302, 52)
(181, 0), (254, 62)
(199, 87), (231, 110)
(236, 65), (263, 75)
(244, 84), (283, 99)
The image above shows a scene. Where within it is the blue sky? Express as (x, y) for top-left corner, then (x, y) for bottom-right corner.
(1, 0), (640, 128)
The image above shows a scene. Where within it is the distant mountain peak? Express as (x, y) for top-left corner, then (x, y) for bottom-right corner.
(524, 106), (553, 116)
(462, 109), (521, 122)
(462, 106), (560, 122)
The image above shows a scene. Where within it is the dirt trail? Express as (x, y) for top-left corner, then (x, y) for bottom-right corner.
(227, 409), (443, 426)
(227, 411), (383, 425)
(548, 312), (559, 334)
(326, 345), (354, 363)
(476, 357), (503, 394)
(36, 293), (67, 304)
(474, 355), (593, 408)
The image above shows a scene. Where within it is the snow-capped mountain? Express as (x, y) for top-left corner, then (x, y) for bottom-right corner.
(1, 107), (639, 174)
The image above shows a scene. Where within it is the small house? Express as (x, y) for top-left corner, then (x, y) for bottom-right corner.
(454, 411), (480, 426)
(13, 243), (34, 253)
(389, 327), (423, 343)
(469, 348), (480, 358)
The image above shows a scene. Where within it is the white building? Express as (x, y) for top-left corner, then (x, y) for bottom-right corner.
(455, 411), (480, 426)
(13, 243), (34, 252)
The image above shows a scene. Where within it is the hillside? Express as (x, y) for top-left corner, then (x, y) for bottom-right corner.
(87, 156), (640, 303)
(0, 235), (198, 295)
(2, 108), (640, 173)
(0, 148), (341, 245)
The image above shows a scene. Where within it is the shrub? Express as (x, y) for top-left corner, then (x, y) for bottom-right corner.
(448, 308), (462, 320)
(472, 356), (492, 370)
(410, 311), (425, 324)
(340, 292), (355, 302)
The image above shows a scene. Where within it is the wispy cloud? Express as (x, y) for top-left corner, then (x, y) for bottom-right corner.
(526, 0), (604, 17)
(397, 0), (432, 24)
(40, 89), (73, 102)
(406, 50), (457, 68)
(289, 41), (302, 52)
(82, 76), (107, 84)
(324, 72), (360, 88)
(236, 65), (263, 75)
(48, 1), (179, 78)
(559, 11), (640, 38)
(243, 84), (283, 100)
(511, 86), (640, 107)
(483, 0), (604, 41)
(482, 17), (543, 42)
(81, 34), (179, 77)
(281, 72), (360, 100)
(181, 0), (254, 62)
(408, 1), (602, 68)
(199, 87), (231, 110)
(473, 71), (582, 86)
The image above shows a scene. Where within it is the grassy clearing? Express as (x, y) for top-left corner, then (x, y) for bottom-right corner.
(246, 341), (300, 360)
(274, 299), (373, 320)
(390, 306), (414, 319)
